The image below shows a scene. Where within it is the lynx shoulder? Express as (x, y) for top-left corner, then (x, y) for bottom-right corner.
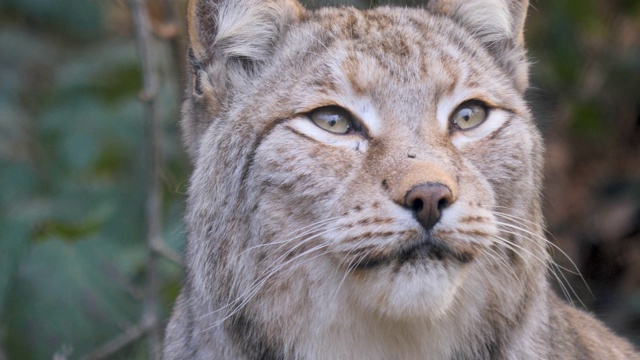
(164, 0), (640, 359)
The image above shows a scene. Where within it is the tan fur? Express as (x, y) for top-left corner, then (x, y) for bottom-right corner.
(164, 0), (640, 359)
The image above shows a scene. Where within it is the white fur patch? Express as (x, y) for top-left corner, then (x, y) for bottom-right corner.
(351, 98), (382, 136)
(378, 262), (464, 319)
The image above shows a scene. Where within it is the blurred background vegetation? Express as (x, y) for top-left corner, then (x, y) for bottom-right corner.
(0, 0), (638, 358)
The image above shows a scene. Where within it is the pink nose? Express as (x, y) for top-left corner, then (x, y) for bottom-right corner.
(404, 183), (454, 230)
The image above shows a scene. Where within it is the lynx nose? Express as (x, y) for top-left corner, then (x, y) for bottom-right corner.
(404, 183), (454, 230)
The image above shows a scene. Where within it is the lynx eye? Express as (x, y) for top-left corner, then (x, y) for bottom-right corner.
(309, 106), (355, 134)
(451, 101), (488, 130)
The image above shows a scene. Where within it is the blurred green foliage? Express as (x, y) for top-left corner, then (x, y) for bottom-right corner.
(0, 1), (186, 358)
(0, 0), (638, 359)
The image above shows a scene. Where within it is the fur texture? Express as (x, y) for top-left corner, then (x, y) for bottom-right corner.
(164, 0), (640, 359)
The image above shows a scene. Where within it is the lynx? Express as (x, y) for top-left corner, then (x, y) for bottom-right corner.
(163, 0), (640, 358)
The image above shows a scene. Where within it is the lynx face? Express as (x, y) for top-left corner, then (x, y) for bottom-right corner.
(177, 0), (550, 357)
(186, 2), (542, 319)
(245, 8), (536, 319)
(165, 2), (640, 358)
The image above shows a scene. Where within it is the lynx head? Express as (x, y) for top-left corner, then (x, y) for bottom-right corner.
(182, 0), (546, 336)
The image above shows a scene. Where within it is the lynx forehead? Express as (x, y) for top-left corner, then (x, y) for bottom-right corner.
(164, 1), (640, 359)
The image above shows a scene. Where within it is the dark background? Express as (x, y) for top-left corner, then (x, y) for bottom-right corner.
(0, 0), (638, 358)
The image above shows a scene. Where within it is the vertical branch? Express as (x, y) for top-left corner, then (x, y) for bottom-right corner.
(79, 1), (184, 359)
(128, 0), (163, 358)
(161, 0), (187, 96)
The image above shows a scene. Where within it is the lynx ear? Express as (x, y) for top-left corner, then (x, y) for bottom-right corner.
(427, 0), (530, 91)
(183, 0), (304, 159)
(187, 0), (304, 93)
(188, 0), (304, 65)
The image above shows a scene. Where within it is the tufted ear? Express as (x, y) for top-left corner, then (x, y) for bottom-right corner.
(427, 0), (530, 92)
(188, 0), (304, 65)
(182, 0), (304, 160)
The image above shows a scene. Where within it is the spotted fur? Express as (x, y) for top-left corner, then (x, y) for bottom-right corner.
(164, 1), (640, 359)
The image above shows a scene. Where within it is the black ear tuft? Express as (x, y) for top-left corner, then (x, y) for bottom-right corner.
(188, 48), (204, 95)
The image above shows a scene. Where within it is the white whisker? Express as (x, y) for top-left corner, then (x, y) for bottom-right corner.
(492, 212), (592, 297)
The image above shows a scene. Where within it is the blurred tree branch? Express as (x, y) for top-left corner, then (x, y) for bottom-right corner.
(152, 240), (183, 267)
(129, 0), (164, 357)
(160, 0), (187, 97)
(77, 0), (183, 358)
(78, 320), (156, 360)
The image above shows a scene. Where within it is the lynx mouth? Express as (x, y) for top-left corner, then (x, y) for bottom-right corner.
(353, 235), (477, 270)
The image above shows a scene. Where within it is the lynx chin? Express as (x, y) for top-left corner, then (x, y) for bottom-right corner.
(163, 0), (640, 358)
